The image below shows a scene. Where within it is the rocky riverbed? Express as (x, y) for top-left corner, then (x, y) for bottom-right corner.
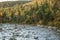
(0, 24), (60, 40)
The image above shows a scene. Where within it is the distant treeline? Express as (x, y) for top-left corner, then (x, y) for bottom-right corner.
(0, 0), (60, 27)
(0, 1), (30, 8)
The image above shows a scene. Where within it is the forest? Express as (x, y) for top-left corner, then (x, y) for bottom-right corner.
(0, 0), (60, 27)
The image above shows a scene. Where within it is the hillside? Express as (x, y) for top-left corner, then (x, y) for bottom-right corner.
(0, 0), (60, 27)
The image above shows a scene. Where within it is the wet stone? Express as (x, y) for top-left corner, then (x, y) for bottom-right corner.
(25, 34), (30, 38)
(2, 39), (5, 40)
(0, 28), (3, 32)
(9, 38), (16, 40)
(14, 33), (19, 37)
(34, 36), (38, 39)
(28, 31), (31, 33)
(14, 27), (18, 29)
(19, 35), (24, 38)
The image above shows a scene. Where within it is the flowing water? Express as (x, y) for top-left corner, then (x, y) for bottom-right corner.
(0, 24), (60, 40)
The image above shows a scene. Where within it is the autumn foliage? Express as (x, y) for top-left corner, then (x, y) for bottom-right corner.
(0, 0), (60, 27)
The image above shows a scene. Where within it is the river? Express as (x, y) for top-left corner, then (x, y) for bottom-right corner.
(0, 24), (60, 40)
